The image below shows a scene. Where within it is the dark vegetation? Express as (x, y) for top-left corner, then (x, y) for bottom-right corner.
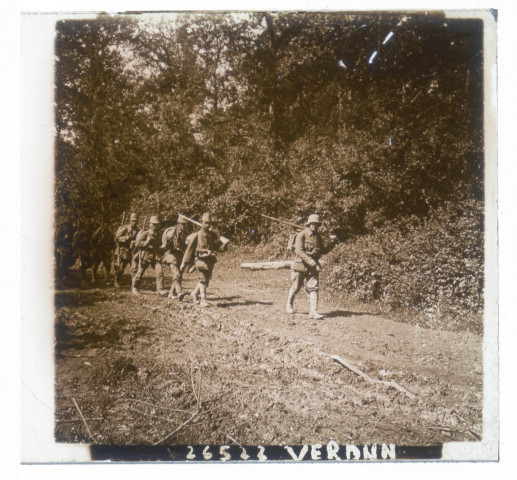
(55, 12), (484, 330)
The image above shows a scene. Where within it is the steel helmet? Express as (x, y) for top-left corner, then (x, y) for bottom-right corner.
(306, 214), (321, 225)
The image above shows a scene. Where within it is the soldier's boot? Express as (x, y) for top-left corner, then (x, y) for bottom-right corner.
(285, 287), (296, 314)
(131, 276), (140, 295)
(308, 291), (324, 319)
(190, 284), (200, 305)
(114, 270), (121, 288)
(199, 283), (210, 308)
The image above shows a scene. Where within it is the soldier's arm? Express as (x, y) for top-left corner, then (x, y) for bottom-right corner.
(134, 230), (148, 248)
(181, 233), (197, 267)
(295, 231), (317, 267)
(115, 225), (128, 243)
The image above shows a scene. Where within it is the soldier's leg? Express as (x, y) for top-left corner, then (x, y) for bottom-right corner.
(79, 254), (88, 281)
(132, 256), (147, 294)
(155, 261), (167, 296)
(198, 268), (213, 308)
(192, 268), (208, 305)
(307, 273), (323, 319)
(286, 271), (304, 314)
(115, 256), (128, 287)
(104, 255), (112, 283)
(168, 263), (182, 299)
(91, 258), (99, 283)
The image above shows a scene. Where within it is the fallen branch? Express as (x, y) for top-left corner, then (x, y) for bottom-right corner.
(240, 261), (293, 270)
(331, 355), (416, 399)
(72, 397), (97, 444)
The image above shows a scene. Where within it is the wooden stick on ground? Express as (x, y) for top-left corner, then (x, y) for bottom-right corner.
(331, 354), (416, 399)
(152, 409), (201, 446)
(240, 261), (293, 270)
(72, 397), (98, 444)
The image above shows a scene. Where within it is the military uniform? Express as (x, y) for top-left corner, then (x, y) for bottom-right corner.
(114, 213), (139, 287)
(286, 214), (337, 319)
(161, 216), (189, 299)
(90, 225), (114, 283)
(131, 216), (165, 295)
(181, 213), (227, 307)
(55, 223), (74, 281)
(72, 226), (91, 281)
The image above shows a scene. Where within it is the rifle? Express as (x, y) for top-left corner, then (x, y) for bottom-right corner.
(115, 212), (126, 264)
(179, 214), (230, 245)
(261, 214), (304, 231)
(262, 213), (339, 251)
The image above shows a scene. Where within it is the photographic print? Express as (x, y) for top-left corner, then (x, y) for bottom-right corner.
(21, 8), (498, 463)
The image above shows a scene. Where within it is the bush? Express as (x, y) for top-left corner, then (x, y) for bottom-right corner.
(322, 198), (483, 333)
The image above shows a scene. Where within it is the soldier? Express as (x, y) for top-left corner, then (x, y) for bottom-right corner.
(72, 221), (92, 282)
(131, 215), (166, 296)
(161, 215), (189, 300)
(55, 220), (74, 282)
(286, 214), (337, 319)
(181, 212), (227, 307)
(90, 222), (115, 284)
(113, 212), (139, 288)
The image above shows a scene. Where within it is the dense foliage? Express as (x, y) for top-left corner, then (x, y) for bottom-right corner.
(54, 12), (485, 328)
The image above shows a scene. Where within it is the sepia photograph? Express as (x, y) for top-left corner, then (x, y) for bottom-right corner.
(20, 6), (498, 464)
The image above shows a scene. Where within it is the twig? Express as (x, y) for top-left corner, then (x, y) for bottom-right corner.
(468, 429), (481, 440)
(331, 354), (416, 399)
(426, 425), (454, 432)
(190, 364), (199, 405)
(128, 406), (179, 423)
(197, 370), (203, 410)
(227, 434), (242, 447)
(205, 387), (237, 404)
(200, 398), (237, 416)
(56, 418), (103, 424)
(72, 397), (97, 444)
(122, 398), (189, 414)
(152, 409), (200, 446)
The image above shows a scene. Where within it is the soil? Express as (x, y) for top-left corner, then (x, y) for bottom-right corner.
(54, 249), (483, 447)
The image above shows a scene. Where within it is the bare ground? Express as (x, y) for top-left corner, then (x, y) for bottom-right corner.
(54, 250), (483, 447)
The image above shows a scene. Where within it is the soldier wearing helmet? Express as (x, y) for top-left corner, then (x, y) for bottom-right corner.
(160, 215), (190, 300)
(286, 214), (337, 319)
(90, 221), (115, 284)
(114, 212), (139, 288)
(181, 212), (227, 307)
(131, 215), (166, 295)
(72, 219), (93, 282)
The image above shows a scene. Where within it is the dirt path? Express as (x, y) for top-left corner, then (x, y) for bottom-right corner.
(54, 252), (483, 447)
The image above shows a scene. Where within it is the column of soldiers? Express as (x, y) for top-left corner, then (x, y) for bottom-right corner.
(56, 211), (227, 307)
(56, 211), (335, 318)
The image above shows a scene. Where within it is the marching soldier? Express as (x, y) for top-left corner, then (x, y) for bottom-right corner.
(90, 222), (114, 284)
(114, 212), (139, 288)
(181, 212), (227, 307)
(161, 215), (189, 300)
(131, 215), (166, 296)
(286, 214), (337, 319)
(55, 220), (74, 282)
(72, 221), (92, 282)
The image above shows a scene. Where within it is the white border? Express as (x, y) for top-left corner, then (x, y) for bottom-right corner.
(9, 0), (517, 477)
